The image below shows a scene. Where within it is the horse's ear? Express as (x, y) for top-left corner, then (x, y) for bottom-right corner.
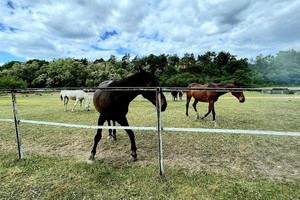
(139, 66), (146, 73)
(150, 69), (156, 74)
(234, 81), (241, 87)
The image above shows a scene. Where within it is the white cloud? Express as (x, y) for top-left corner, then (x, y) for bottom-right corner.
(0, 0), (299, 62)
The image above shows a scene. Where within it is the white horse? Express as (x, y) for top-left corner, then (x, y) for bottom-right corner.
(60, 90), (91, 111)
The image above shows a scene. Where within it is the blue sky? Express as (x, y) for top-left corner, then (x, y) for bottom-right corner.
(1, 0), (300, 66)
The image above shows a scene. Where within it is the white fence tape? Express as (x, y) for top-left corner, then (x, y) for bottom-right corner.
(1, 119), (299, 137)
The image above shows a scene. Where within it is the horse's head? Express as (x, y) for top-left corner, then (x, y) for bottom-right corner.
(137, 67), (167, 111)
(231, 82), (245, 103)
(85, 101), (91, 111)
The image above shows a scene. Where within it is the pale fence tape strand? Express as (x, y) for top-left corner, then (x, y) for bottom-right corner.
(1, 119), (299, 137)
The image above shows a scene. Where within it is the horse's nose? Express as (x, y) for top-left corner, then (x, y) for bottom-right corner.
(161, 102), (167, 111)
(240, 98), (245, 103)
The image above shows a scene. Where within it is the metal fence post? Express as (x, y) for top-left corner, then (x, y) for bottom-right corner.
(11, 90), (24, 159)
(156, 87), (164, 176)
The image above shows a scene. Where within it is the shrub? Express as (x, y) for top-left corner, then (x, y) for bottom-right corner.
(0, 76), (27, 89)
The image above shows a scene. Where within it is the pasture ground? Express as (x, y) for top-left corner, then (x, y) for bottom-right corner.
(0, 91), (299, 199)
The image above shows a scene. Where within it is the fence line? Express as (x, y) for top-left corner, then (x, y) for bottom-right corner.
(1, 119), (299, 137)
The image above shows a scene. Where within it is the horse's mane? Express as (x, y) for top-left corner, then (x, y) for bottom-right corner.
(208, 82), (240, 88)
(108, 71), (153, 87)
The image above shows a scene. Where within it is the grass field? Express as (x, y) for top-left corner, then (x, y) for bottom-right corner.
(0, 91), (300, 199)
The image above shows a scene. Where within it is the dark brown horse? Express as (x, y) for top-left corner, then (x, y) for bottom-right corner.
(186, 82), (245, 124)
(90, 67), (167, 161)
(171, 91), (178, 101)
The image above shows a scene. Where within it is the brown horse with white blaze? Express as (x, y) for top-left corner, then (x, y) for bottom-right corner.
(186, 82), (245, 124)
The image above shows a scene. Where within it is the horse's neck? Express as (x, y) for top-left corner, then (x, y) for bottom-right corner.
(112, 74), (139, 86)
(110, 74), (142, 102)
(214, 84), (233, 97)
(118, 91), (140, 103)
(83, 93), (90, 102)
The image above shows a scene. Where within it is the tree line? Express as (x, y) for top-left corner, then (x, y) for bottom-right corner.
(0, 50), (299, 89)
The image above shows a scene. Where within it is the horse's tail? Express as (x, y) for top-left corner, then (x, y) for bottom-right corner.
(60, 92), (63, 101)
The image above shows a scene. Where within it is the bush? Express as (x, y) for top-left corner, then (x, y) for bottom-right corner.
(0, 76), (27, 89)
(164, 73), (200, 87)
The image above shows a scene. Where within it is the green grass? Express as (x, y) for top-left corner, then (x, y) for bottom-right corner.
(0, 152), (299, 200)
(0, 92), (300, 199)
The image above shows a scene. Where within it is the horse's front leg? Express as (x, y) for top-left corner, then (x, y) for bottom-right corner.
(117, 117), (137, 161)
(79, 100), (83, 111)
(89, 116), (106, 161)
(107, 120), (113, 139)
(107, 120), (117, 140)
(63, 97), (68, 111)
(211, 103), (218, 127)
(192, 100), (199, 119)
(72, 100), (79, 112)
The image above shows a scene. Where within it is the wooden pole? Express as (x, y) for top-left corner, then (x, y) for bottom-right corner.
(11, 90), (24, 159)
(156, 87), (164, 176)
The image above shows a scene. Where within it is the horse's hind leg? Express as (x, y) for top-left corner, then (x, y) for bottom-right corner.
(72, 100), (79, 111)
(89, 115), (106, 161)
(186, 91), (192, 118)
(117, 117), (137, 161)
(192, 100), (200, 119)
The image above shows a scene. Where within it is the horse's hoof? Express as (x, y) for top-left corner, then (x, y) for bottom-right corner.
(107, 135), (113, 140)
(131, 152), (137, 161)
(131, 155), (138, 162)
(213, 121), (218, 127)
(88, 154), (95, 161)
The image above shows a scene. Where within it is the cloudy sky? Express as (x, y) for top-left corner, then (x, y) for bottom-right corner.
(0, 0), (300, 65)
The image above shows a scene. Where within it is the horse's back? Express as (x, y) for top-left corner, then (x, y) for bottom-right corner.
(187, 83), (209, 88)
(61, 90), (86, 100)
(187, 83), (211, 102)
